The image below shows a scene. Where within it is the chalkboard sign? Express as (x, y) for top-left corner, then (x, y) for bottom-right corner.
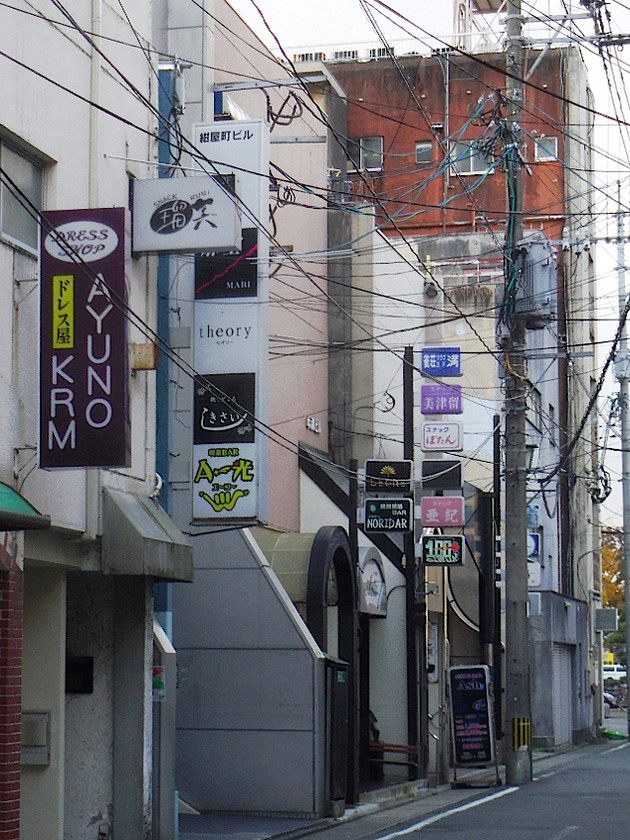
(448, 665), (495, 767)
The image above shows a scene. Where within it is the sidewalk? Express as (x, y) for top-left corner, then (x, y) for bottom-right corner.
(177, 737), (624, 840)
(177, 777), (431, 840)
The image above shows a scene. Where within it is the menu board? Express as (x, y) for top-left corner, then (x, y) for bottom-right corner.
(448, 665), (495, 767)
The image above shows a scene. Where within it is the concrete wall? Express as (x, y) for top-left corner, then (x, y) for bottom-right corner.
(112, 578), (154, 838)
(64, 575), (115, 840)
(4, 3), (180, 837)
(529, 591), (589, 748)
(172, 528), (326, 815)
(25, 572), (155, 840)
(5, 0), (160, 531)
(21, 569), (66, 840)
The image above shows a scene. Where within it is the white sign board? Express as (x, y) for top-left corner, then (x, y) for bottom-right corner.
(132, 175), (241, 253)
(421, 421), (463, 451)
(194, 301), (259, 374)
(191, 121), (269, 523)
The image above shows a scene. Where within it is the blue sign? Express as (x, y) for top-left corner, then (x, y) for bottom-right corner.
(421, 347), (461, 377)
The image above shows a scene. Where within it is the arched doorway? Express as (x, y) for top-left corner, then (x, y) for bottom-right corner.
(307, 526), (358, 804)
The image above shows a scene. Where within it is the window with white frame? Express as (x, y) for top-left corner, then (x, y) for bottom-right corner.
(347, 136), (384, 172)
(449, 140), (493, 176)
(415, 141), (433, 165)
(0, 141), (43, 252)
(548, 404), (557, 447)
(528, 387), (543, 432)
(534, 135), (558, 162)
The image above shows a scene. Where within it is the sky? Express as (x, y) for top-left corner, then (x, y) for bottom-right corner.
(227, 0), (455, 51)
(224, 0), (630, 527)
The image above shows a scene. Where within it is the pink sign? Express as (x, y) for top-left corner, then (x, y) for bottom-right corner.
(420, 496), (465, 527)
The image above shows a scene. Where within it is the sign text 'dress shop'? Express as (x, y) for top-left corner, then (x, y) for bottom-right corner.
(40, 208), (130, 468)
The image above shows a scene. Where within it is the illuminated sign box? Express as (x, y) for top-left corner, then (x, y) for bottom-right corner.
(132, 174), (241, 254)
(39, 208), (130, 468)
(420, 496), (465, 527)
(420, 346), (461, 377)
(365, 459), (413, 494)
(421, 459), (462, 490)
(448, 665), (496, 766)
(421, 421), (463, 451)
(364, 498), (413, 533)
(420, 383), (462, 415)
(421, 535), (464, 566)
(190, 120), (268, 524)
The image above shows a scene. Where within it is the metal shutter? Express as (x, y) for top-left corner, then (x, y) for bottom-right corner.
(552, 643), (572, 745)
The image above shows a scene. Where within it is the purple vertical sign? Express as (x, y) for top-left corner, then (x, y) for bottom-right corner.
(40, 208), (130, 468)
(420, 383), (462, 415)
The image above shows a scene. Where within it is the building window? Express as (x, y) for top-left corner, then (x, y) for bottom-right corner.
(294, 52), (326, 63)
(449, 140), (493, 176)
(527, 387), (543, 432)
(415, 142), (433, 164)
(548, 404), (557, 447)
(369, 47), (392, 59)
(333, 49), (358, 60)
(534, 135), (558, 162)
(0, 142), (43, 252)
(347, 137), (384, 172)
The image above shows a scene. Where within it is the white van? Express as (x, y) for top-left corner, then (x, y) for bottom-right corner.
(603, 664), (627, 681)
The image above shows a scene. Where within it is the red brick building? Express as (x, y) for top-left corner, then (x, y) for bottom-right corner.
(327, 50), (568, 243)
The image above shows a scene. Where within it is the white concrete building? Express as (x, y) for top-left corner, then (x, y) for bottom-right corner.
(0, 3), (192, 838)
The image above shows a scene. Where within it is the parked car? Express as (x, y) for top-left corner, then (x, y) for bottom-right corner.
(603, 664), (627, 681)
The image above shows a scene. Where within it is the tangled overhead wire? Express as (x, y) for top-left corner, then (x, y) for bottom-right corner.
(265, 90), (304, 129)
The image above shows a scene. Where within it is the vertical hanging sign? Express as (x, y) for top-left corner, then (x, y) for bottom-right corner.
(191, 121), (269, 521)
(39, 208), (130, 468)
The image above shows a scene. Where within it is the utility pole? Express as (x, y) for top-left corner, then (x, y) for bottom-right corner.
(502, 0), (532, 785)
(613, 192), (630, 739)
(403, 346), (420, 779)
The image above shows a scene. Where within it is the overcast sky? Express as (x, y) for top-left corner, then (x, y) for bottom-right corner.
(227, 0), (456, 51)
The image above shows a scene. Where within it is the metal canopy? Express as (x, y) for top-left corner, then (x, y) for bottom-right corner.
(0, 482), (50, 531)
(102, 488), (193, 581)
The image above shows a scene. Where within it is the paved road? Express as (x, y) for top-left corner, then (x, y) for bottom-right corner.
(309, 742), (630, 840)
(603, 706), (629, 736)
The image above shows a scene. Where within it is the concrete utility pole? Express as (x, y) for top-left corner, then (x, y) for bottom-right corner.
(503, 0), (532, 785)
(403, 346), (420, 779)
(614, 194), (630, 739)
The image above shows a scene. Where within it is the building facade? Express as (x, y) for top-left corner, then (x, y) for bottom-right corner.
(319, 45), (601, 746)
(0, 3), (604, 834)
(1, 3), (192, 838)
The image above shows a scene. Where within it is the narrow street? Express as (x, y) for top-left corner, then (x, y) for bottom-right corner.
(301, 742), (630, 840)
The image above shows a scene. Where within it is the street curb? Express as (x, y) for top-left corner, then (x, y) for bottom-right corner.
(256, 741), (629, 840)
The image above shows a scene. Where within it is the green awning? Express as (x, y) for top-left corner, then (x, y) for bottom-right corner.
(0, 482), (50, 531)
